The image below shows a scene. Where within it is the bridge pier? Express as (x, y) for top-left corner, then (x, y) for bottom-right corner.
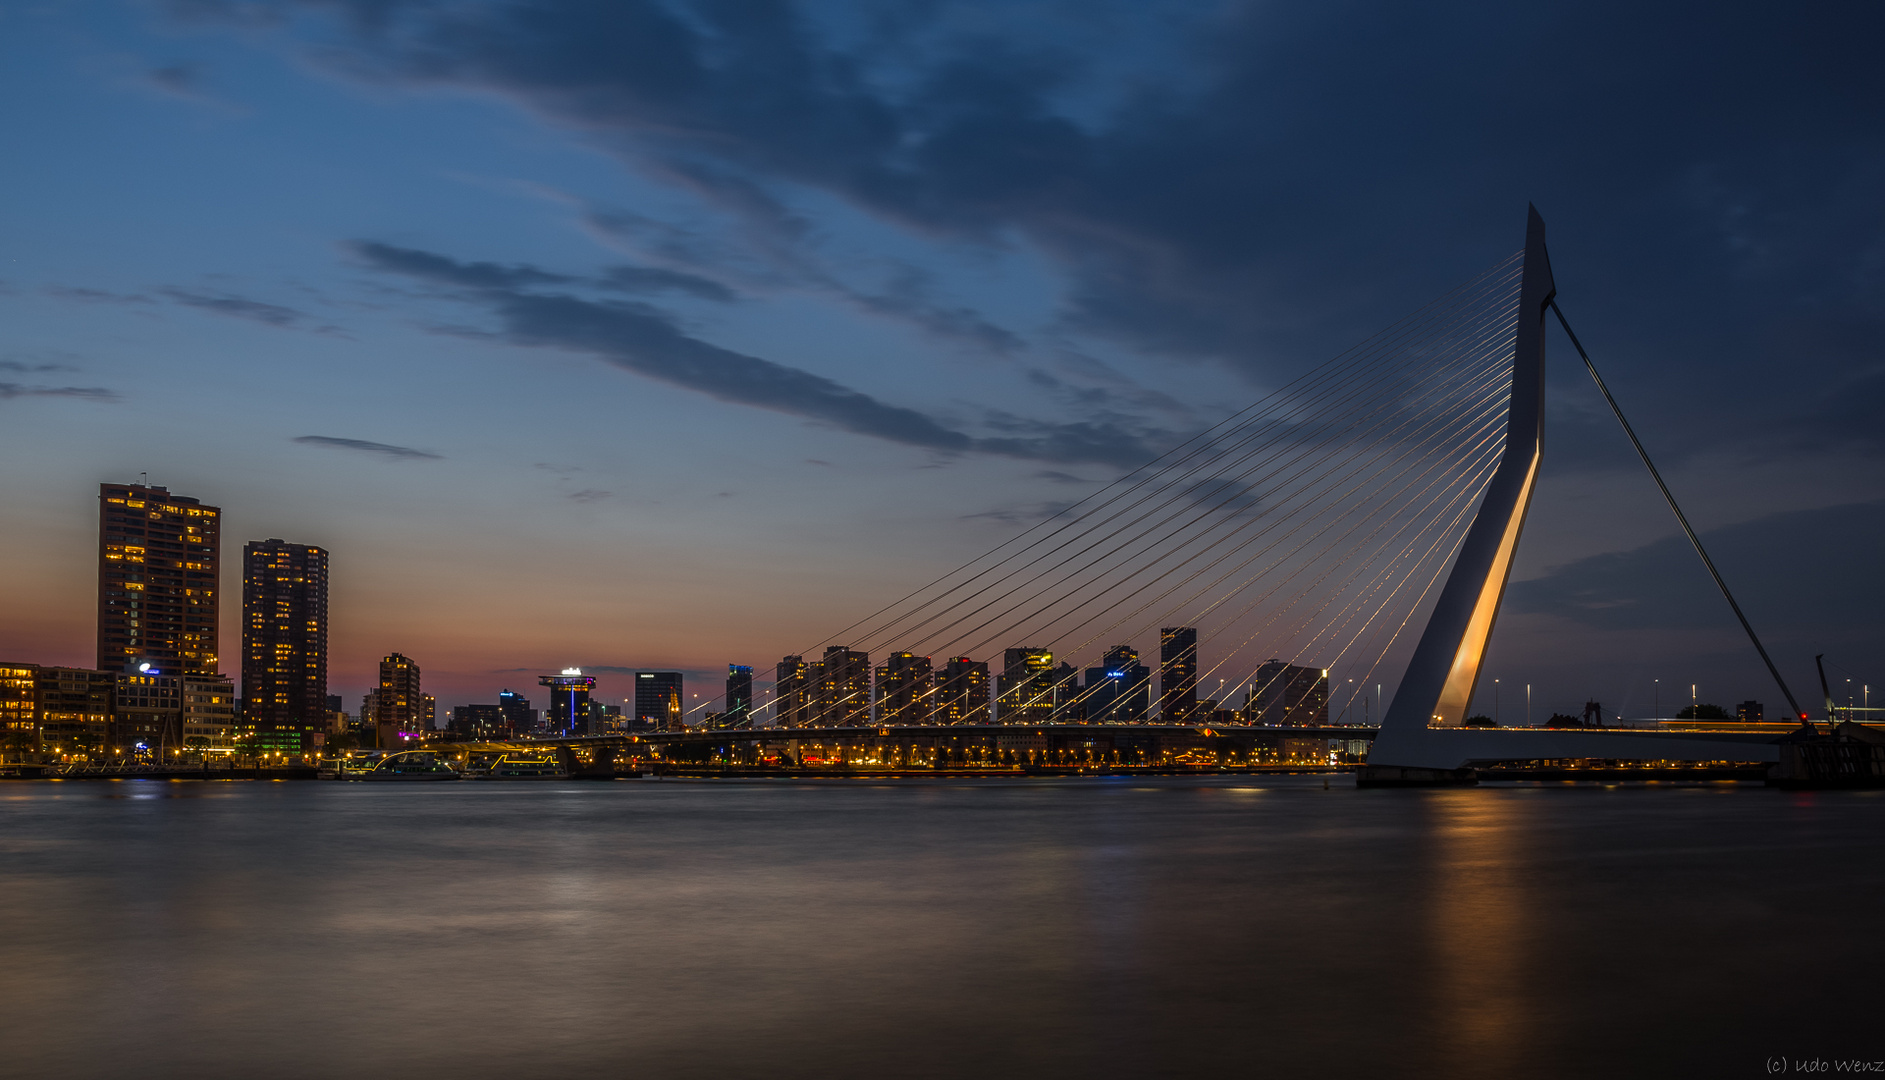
(1355, 764), (1479, 787)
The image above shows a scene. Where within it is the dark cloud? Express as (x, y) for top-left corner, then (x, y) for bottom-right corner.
(356, 242), (979, 452)
(1177, 476), (1264, 518)
(1035, 470), (1085, 484)
(849, 266), (1025, 354)
(293, 435), (442, 460)
(1508, 499), (1885, 638)
(962, 499), (1078, 526)
(497, 288), (974, 451)
(193, 0), (1884, 472)
(567, 488), (611, 502)
(350, 241), (574, 290)
(0, 384), (116, 401)
(146, 62), (203, 96)
(44, 286), (152, 305)
(973, 415), (1161, 468)
(162, 288), (303, 326)
(601, 264), (737, 302)
(0, 359), (73, 373)
(357, 240), (1174, 463)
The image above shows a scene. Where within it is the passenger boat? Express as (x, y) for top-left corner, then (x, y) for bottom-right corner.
(353, 750), (462, 781)
(463, 750), (567, 780)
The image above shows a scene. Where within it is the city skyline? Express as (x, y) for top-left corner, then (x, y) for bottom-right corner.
(1, 1), (1880, 722)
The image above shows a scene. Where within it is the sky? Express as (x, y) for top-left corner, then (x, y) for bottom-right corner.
(0, 0), (1880, 723)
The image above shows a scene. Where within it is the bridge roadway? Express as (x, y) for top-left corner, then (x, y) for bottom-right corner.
(533, 723), (1382, 751)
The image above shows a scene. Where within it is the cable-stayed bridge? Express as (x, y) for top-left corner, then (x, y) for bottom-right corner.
(632, 207), (1815, 783)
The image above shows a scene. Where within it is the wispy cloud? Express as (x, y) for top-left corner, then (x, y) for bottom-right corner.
(292, 435), (442, 460)
(162, 288), (303, 327)
(568, 488), (611, 502)
(44, 286), (152, 305)
(0, 383), (116, 402)
(351, 241), (1170, 466)
(0, 358), (73, 374)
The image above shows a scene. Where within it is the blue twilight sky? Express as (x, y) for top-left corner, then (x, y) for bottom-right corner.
(0, 0), (1880, 720)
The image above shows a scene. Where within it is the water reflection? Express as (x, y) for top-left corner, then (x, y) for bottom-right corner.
(1428, 791), (1534, 1074)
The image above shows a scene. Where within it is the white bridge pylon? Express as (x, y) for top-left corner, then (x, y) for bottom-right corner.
(1363, 207), (1782, 780)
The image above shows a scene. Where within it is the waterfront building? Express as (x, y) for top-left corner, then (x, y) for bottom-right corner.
(726, 665), (754, 726)
(1244, 660), (1329, 726)
(1083, 645), (1151, 724)
(113, 669), (181, 755)
(587, 701), (622, 733)
(1049, 662), (1084, 722)
(814, 647), (870, 727)
(1160, 627), (1199, 722)
(497, 689), (535, 736)
(450, 703), (506, 740)
(543, 669), (597, 735)
(183, 673), (236, 752)
(997, 648), (1056, 724)
(933, 657), (989, 725)
(874, 652), (932, 725)
(35, 667), (113, 756)
(97, 483), (221, 676)
(775, 656), (810, 728)
(1, 663), (37, 742)
(1738, 700), (1765, 723)
(240, 540), (329, 742)
(373, 653), (424, 748)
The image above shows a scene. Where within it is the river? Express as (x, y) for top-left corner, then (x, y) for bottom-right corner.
(0, 776), (1878, 1078)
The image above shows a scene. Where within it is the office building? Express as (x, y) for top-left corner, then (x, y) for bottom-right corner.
(997, 648), (1056, 724)
(1049, 662), (1083, 722)
(1244, 660), (1328, 726)
(587, 701), (622, 733)
(725, 665), (754, 727)
(497, 689), (535, 736)
(241, 539), (330, 742)
(775, 656), (811, 727)
(634, 671), (683, 730)
(874, 652), (932, 725)
(114, 669), (181, 754)
(1160, 627), (1199, 722)
(1083, 644), (1152, 724)
(97, 483), (221, 676)
(1738, 700), (1765, 723)
(542, 669), (597, 736)
(813, 647), (870, 727)
(183, 674), (237, 751)
(373, 653), (424, 748)
(933, 657), (989, 725)
(449, 703), (505, 740)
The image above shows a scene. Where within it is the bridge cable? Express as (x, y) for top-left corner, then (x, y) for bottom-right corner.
(1548, 301), (1807, 723)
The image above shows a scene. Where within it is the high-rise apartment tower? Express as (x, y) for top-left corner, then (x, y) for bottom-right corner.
(725, 665), (754, 727)
(1159, 627), (1199, 723)
(97, 483), (221, 675)
(372, 653), (422, 749)
(241, 539), (329, 734)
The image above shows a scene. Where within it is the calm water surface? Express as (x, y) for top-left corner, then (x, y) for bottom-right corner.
(0, 776), (1879, 1078)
